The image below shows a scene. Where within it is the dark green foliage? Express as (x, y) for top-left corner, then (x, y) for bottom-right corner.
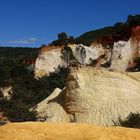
(0, 59), (17, 86)
(51, 32), (76, 46)
(76, 45), (86, 65)
(51, 32), (68, 46)
(0, 99), (37, 122)
(58, 32), (68, 40)
(0, 47), (68, 122)
(0, 90), (3, 98)
(75, 26), (116, 46)
(0, 46), (38, 59)
(114, 113), (140, 129)
(114, 22), (124, 29)
(134, 57), (140, 71)
(68, 36), (75, 44)
(127, 14), (140, 27)
(61, 45), (75, 67)
(76, 14), (140, 46)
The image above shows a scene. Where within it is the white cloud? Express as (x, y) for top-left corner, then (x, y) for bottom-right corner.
(0, 37), (38, 44)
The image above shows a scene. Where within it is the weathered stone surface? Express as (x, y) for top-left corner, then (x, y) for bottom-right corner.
(0, 122), (140, 140)
(74, 44), (104, 65)
(33, 88), (70, 122)
(34, 44), (104, 78)
(0, 86), (13, 100)
(109, 40), (132, 72)
(35, 48), (64, 78)
(65, 67), (140, 126)
(127, 72), (140, 81)
(109, 39), (140, 72)
(34, 67), (140, 126)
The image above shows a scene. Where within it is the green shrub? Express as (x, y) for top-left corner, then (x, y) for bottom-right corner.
(114, 112), (140, 129)
(0, 99), (37, 122)
(61, 45), (75, 67)
(0, 55), (68, 122)
(134, 57), (140, 71)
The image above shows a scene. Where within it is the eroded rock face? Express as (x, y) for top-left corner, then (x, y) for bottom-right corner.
(109, 39), (140, 72)
(35, 47), (65, 78)
(35, 39), (140, 78)
(33, 67), (140, 126)
(34, 44), (104, 78)
(108, 26), (140, 72)
(109, 40), (132, 72)
(0, 86), (13, 100)
(74, 44), (104, 65)
(65, 67), (140, 126)
(33, 88), (70, 122)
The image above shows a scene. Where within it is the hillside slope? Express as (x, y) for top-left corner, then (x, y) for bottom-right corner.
(76, 15), (140, 46)
(0, 122), (140, 140)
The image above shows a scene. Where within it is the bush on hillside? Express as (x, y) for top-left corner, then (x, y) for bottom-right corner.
(113, 112), (140, 129)
(0, 57), (68, 122)
(134, 57), (140, 71)
(76, 14), (140, 46)
(61, 45), (75, 67)
(51, 32), (75, 46)
(127, 14), (140, 27)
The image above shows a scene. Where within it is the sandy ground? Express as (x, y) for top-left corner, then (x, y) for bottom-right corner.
(0, 122), (140, 140)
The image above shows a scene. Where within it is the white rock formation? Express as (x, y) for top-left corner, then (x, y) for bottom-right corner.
(33, 67), (140, 126)
(73, 44), (104, 65)
(35, 44), (104, 78)
(100, 46), (112, 66)
(0, 86), (13, 100)
(109, 39), (139, 72)
(35, 48), (65, 78)
(33, 88), (70, 122)
(65, 67), (140, 126)
(109, 40), (131, 72)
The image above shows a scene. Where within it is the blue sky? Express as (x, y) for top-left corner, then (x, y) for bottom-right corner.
(0, 0), (140, 47)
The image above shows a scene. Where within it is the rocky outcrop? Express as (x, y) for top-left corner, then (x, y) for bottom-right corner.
(109, 40), (132, 72)
(74, 44), (104, 65)
(65, 67), (140, 126)
(109, 39), (140, 72)
(0, 122), (140, 140)
(35, 47), (64, 77)
(35, 39), (140, 78)
(34, 44), (104, 78)
(0, 112), (9, 125)
(0, 86), (13, 100)
(33, 26), (140, 125)
(33, 67), (140, 126)
(95, 26), (140, 72)
(33, 88), (70, 122)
